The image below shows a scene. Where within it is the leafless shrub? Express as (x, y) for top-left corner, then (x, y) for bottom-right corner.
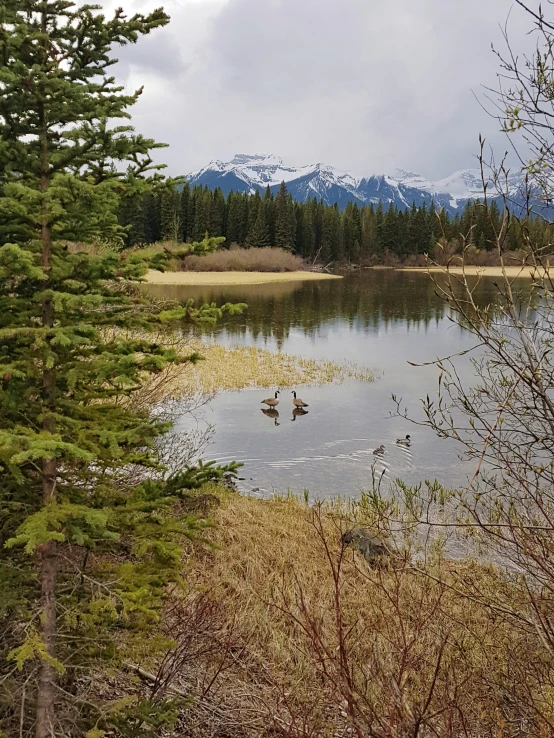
(180, 247), (305, 273)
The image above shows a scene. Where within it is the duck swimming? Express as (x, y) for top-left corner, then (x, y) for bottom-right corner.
(396, 435), (411, 446)
(373, 444), (386, 455)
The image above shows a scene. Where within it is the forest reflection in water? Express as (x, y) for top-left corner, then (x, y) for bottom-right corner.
(147, 270), (533, 497)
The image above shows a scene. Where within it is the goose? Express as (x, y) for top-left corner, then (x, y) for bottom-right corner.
(291, 391), (309, 408)
(291, 407), (309, 421)
(262, 391), (280, 408)
(373, 444), (386, 456)
(396, 435), (411, 446)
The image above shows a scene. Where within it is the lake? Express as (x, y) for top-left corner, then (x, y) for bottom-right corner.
(148, 270), (525, 498)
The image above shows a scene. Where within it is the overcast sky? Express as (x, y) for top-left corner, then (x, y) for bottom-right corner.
(112, 0), (531, 179)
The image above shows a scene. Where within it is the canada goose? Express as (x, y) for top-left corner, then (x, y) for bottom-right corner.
(261, 408), (280, 426)
(373, 444), (386, 455)
(291, 391), (309, 408)
(262, 391), (280, 408)
(291, 407), (309, 421)
(396, 435), (411, 446)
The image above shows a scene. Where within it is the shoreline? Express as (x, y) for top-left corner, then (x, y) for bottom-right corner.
(399, 265), (551, 278)
(144, 270), (342, 286)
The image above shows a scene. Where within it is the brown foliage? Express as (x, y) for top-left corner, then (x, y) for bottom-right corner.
(150, 490), (551, 738)
(180, 247), (305, 273)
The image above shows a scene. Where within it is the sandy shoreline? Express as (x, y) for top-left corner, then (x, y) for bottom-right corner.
(145, 270), (342, 286)
(400, 265), (551, 279)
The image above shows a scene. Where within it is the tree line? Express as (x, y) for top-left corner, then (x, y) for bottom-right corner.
(118, 180), (554, 262)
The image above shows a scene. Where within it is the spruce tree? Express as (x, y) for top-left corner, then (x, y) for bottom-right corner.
(274, 181), (295, 251)
(143, 190), (162, 243)
(210, 187), (226, 238)
(0, 4), (238, 735)
(160, 184), (180, 241)
(226, 192), (243, 246)
(247, 192), (271, 247)
(178, 181), (190, 242)
(192, 187), (211, 240)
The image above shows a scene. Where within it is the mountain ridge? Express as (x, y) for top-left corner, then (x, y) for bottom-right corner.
(186, 154), (526, 214)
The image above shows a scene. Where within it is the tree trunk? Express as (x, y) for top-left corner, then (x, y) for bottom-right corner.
(35, 14), (58, 732)
(36, 224), (58, 738)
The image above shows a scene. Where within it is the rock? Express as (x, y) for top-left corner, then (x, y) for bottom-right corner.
(341, 527), (392, 567)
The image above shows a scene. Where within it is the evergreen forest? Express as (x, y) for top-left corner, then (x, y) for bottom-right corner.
(118, 179), (554, 262)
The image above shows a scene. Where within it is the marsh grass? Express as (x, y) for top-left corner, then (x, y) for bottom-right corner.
(168, 488), (551, 737)
(135, 336), (374, 404)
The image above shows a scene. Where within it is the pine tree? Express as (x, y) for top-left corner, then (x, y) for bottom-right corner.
(143, 190), (162, 243)
(322, 205), (341, 262)
(160, 184), (181, 241)
(178, 182), (190, 241)
(247, 191), (271, 247)
(118, 180), (146, 247)
(193, 187), (211, 240)
(264, 185), (276, 246)
(246, 190), (261, 247)
(210, 187), (226, 237)
(274, 182), (296, 251)
(0, 4), (239, 735)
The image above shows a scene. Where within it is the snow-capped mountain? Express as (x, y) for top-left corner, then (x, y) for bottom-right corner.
(186, 154), (527, 214)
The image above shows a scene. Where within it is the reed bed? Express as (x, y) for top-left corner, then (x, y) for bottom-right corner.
(155, 341), (374, 399)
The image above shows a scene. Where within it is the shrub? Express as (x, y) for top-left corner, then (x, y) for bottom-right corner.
(180, 247), (305, 272)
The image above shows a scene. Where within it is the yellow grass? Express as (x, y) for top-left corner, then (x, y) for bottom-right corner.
(144, 270), (342, 286)
(155, 341), (374, 399)
(174, 488), (547, 737)
(400, 265), (551, 278)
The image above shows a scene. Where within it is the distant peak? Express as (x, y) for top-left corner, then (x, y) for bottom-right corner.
(231, 153), (283, 166)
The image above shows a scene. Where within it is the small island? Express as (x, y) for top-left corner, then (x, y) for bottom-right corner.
(145, 269), (342, 285)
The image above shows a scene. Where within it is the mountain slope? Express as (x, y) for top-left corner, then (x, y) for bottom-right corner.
(186, 154), (527, 214)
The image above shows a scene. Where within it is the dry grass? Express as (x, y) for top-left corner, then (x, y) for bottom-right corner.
(138, 339), (373, 403)
(164, 489), (550, 737)
(400, 264), (551, 278)
(144, 270), (341, 286)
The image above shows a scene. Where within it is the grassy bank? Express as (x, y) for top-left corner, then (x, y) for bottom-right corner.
(136, 487), (549, 737)
(401, 265), (551, 278)
(145, 269), (341, 285)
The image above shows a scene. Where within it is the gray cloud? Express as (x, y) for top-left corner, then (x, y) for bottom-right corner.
(114, 0), (533, 179)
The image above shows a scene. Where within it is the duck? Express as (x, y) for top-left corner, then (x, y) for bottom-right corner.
(291, 407), (309, 421)
(291, 391), (309, 408)
(373, 444), (386, 455)
(396, 435), (411, 446)
(262, 390), (280, 408)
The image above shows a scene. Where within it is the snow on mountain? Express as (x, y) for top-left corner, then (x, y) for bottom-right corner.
(392, 169), (435, 192)
(186, 154), (527, 214)
(433, 169), (484, 199)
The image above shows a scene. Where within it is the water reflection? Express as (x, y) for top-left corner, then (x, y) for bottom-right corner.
(291, 407), (309, 422)
(147, 271), (533, 497)
(147, 270), (524, 348)
(261, 408), (280, 426)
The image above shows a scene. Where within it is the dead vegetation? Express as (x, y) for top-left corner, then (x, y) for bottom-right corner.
(121, 488), (552, 738)
(143, 244), (306, 273)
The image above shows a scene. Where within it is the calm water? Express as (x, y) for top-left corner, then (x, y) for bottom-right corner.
(148, 271), (526, 498)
